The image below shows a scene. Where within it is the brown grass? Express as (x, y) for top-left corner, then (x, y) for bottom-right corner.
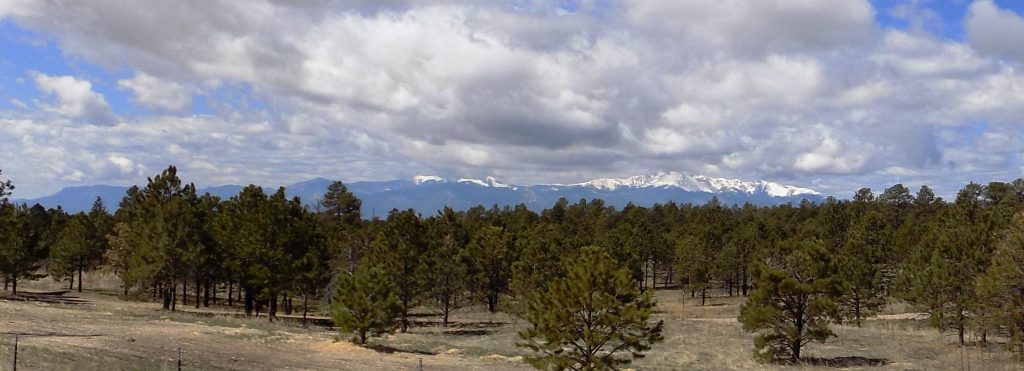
(2, 273), (1023, 370)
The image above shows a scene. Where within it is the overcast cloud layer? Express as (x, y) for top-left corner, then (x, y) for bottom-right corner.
(2, 0), (1024, 198)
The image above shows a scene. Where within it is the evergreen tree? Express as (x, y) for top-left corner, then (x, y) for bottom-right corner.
(836, 210), (891, 326)
(977, 212), (1024, 349)
(426, 209), (468, 326)
(467, 225), (510, 313)
(739, 237), (841, 362)
(215, 185), (278, 317)
(897, 184), (991, 345)
(48, 216), (89, 290)
(104, 222), (133, 298)
(321, 180), (361, 225)
(367, 209), (426, 333)
(321, 180), (365, 273)
(330, 264), (401, 345)
(1, 204), (50, 295)
(0, 169), (12, 205)
(518, 247), (664, 370)
(117, 166), (203, 310)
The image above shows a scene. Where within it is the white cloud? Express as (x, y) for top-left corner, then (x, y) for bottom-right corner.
(966, 0), (1024, 62)
(118, 73), (193, 112)
(2, 0), (1024, 197)
(30, 72), (116, 124)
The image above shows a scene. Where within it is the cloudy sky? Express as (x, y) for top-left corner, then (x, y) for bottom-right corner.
(2, 0), (1024, 199)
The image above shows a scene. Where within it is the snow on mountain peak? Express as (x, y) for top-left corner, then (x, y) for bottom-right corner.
(574, 172), (818, 197)
(575, 172), (700, 191)
(457, 177), (515, 189)
(413, 175), (445, 185)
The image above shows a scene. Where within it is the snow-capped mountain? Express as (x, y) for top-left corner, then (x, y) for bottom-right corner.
(457, 176), (515, 189)
(14, 172), (822, 217)
(572, 172), (818, 198)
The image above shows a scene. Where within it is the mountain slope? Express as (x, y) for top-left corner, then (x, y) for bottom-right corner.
(14, 173), (823, 216)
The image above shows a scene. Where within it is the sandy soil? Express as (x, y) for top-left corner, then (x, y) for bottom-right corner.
(0, 289), (528, 370)
(1, 284), (1021, 370)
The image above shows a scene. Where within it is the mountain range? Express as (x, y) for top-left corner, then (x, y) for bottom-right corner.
(13, 172), (823, 218)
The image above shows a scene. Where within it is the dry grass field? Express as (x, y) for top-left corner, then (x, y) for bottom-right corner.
(1, 273), (1022, 370)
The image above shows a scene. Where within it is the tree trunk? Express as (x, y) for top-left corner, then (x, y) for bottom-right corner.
(651, 261), (658, 290)
(302, 295), (309, 327)
(69, 273), (75, 290)
(243, 287), (254, 317)
(181, 276), (188, 306)
(741, 269), (749, 296)
(227, 281), (233, 306)
(203, 281), (210, 307)
(10, 273), (16, 296)
(269, 293), (278, 322)
(665, 266), (673, 288)
(358, 329), (367, 345)
(194, 274), (201, 309)
(162, 286), (173, 310)
(443, 295), (451, 327)
(701, 287), (707, 306)
(77, 258), (84, 292)
(211, 282), (217, 306)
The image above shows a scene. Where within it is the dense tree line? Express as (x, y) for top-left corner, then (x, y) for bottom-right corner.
(3, 166), (1024, 367)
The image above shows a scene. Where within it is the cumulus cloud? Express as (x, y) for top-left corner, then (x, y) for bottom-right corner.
(967, 0), (1024, 61)
(30, 72), (117, 125)
(117, 73), (193, 112)
(2, 0), (1024, 198)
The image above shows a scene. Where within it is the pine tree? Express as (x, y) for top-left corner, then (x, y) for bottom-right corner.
(321, 181), (361, 225)
(467, 225), (510, 313)
(330, 264), (402, 345)
(0, 169), (12, 205)
(897, 183), (993, 345)
(518, 247), (664, 370)
(117, 166), (203, 310)
(48, 216), (89, 290)
(836, 210), (891, 326)
(367, 209), (426, 333)
(738, 237), (842, 362)
(1, 204), (50, 295)
(977, 212), (1024, 349)
(104, 222), (133, 298)
(426, 209), (468, 326)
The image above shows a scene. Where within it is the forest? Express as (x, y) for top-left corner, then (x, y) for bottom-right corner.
(2, 165), (1024, 368)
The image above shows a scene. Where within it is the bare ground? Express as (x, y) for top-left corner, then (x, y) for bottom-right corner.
(1, 278), (1022, 370)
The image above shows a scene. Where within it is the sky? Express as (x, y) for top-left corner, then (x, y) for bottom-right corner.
(2, 0), (1024, 199)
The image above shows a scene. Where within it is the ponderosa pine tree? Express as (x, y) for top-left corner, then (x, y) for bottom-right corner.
(467, 225), (510, 313)
(48, 216), (89, 290)
(518, 246), (663, 370)
(85, 197), (113, 287)
(330, 264), (401, 345)
(0, 169), (12, 204)
(117, 166), (202, 310)
(426, 208), (468, 326)
(739, 236), (842, 362)
(104, 222), (133, 298)
(2, 204), (50, 295)
(977, 212), (1024, 349)
(836, 209), (891, 326)
(215, 185), (278, 317)
(367, 209), (426, 333)
(898, 183), (992, 345)
(321, 180), (364, 273)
